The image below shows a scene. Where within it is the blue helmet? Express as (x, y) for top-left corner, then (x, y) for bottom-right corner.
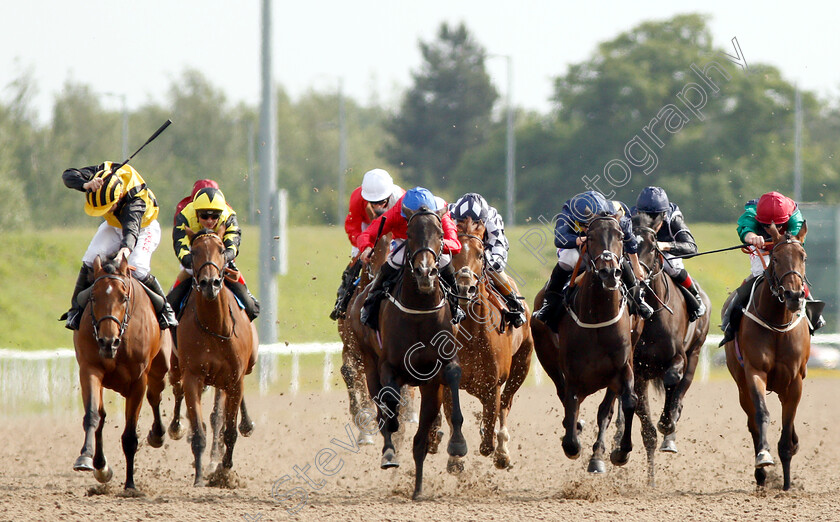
(636, 186), (670, 213)
(568, 191), (610, 222)
(401, 187), (437, 217)
(451, 193), (489, 222)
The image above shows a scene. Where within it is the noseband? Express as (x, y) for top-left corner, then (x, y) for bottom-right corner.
(767, 237), (808, 302)
(89, 273), (132, 341)
(586, 216), (623, 274)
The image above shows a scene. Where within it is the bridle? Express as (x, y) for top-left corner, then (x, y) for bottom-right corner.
(190, 233), (236, 340)
(766, 236), (808, 303)
(405, 209), (443, 275)
(89, 273), (132, 342)
(454, 232), (488, 301)
(585, 216), (623, 285)
(633, 225), (672, 313)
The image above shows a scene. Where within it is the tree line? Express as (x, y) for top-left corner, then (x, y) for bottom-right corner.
(2, 13), (838, 230)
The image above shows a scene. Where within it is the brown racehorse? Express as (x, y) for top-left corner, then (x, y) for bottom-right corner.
(72, 255), (171, 489)
(356, 206), (468, 500)
(724, 222), (810, 491)
(177, 227), (258, 486)
(531, 215), (637, 473)
(630, 215), (711, 486)
(444, 217), (533, 470)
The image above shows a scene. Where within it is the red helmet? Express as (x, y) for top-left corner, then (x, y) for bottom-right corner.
(755, 191), (797, 225)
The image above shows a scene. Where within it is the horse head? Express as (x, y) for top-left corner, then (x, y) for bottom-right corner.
(632, 212), (664, 279)
(187, 225), (228, 301)
(766, 221), (808, 312)
(587, 215), (624, 290)
(90, 255), (132, 359)
(453, 217), (486, 300)
(404, 206), (445, 294)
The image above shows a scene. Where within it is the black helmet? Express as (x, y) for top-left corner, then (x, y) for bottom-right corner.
(451, 193), (490, 222)
(636, 186), (670, 214)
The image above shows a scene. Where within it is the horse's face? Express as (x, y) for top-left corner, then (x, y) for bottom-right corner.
(90, 256), (131, 359)
(404, 207), (445, 294)
(453, 218), (486, 300)
(767, 222), (809, 312)
(587, 216), (624, 291)
(188, 227), (227, 301)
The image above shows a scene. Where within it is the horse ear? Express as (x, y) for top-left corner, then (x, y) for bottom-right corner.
(436, 207), (447, 219)
(216, 223), (227, 238)
(767, 223), (782, 243)
(118, 254), (128, 273)
(93, 256), (102, 273)
(403, 205), (414, 220)
(796, 220), (808, 243)
(185, 227), (196, 243)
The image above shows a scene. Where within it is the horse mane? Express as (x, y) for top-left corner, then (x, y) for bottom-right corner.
(192, 228), (220, 243)
(101, 259), (121, 274)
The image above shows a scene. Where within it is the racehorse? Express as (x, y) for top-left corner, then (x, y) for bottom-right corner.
(630, 214), (711, 486)
(531, 215), (637, 473)
(72, 255), (171, 489)
(356, 205), (468, 499)
(724, 222), (810, 490)
(442, 217), (533, 470)
(177, 227), (258, 486)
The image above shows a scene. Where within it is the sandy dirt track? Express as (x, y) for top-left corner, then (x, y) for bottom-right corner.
(1, 375), (839, 521)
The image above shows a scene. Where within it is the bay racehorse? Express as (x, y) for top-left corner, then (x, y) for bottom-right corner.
(531, 215), (637, 473)
(442, 217), (533, 470)
(72, 255), (171, 489)
(177, 227), (258, 485)
(357, 205), (468, 499)
(724, 222), (810, 490)
(630, 214), (711, 486)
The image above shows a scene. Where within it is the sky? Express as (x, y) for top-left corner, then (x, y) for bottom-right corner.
(2, 0), (838, 123)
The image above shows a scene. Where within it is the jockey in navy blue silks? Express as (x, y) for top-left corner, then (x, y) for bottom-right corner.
(533, 190), (653, 332)
(631, 186), (707, 322)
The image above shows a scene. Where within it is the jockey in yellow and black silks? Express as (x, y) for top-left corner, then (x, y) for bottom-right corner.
(167, 187), (260, 321)
(60, 161), (178, 330)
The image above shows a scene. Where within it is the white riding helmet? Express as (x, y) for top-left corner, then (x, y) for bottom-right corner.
(361, 169), (394, 202)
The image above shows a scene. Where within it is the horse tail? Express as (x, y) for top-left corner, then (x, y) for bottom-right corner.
(650, 376), (665, 396)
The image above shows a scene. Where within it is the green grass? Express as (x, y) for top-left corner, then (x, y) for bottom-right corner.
(1, 223), (745, 350)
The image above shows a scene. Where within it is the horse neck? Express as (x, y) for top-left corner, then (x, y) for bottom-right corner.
(577, 271), (623, 322)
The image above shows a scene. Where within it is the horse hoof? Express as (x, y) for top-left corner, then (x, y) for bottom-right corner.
(479, 441), (494, 457)
(447, 456), (465, 474)
(168, 422), (185, 441)
(562, 439), (581, 460)
(73, 455), (94, 472)
(147, 431), (164, 449)
(93, 464), (113, 484)
(660, 439), (678, 453)
(610, 449), (630, 467)
(493, 452), (511, 470)
(380, 449), (399, 469)
(447, 439), (468, 458)
(587, 458), (606, 474)
(239, 420), (255, 437)
(356, 431), (376, 446)
(755, 450), (775, 468)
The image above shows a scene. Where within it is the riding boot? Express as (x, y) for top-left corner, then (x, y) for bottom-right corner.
(440, 263), (466, 325)
(622, 259), (654, 319)
(719, 275), (758, 346)
(490, 271), (526, 328)
(672, 271), (706, 322)
(532, 265), (572, 333)
(226, 278), (261, 321)
(361, 263), (400, 330)
(59, 264), (93, 330)
(139, 273), (179, 330)
(805, 294), (827, 335)
(166, 278), (192, 320)
(330, 259), (362, 320)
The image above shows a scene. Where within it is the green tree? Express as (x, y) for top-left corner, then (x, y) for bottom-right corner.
(384, 22), (498, 192)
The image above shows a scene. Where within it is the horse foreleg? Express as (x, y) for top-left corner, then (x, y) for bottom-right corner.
(146, 349), (168, 448)
(183, 374), (207, 486)
(779, 376), (803, 491)
(209, 388), (226, 473)
(633, 378), (657, 486)
(373, 363), (403, 469)
(588, 389), (616, 474)
(168, 353), (186, 440)
(561, 386), (581, 460)
(495, 338), (532, 469)
(611, 363), (636, 467)
(238, 399), (255, 437)
(479, 387), (500, 458)
(443, 361), (468, 459)
(75, 372), (104, 474)
(427, 411), (443, 455)
(222, 383), (243, 470)
(745, 367), (774, 480)
(658, 353), (685, 436)
(122, 377), (146, 490)
(412, 381), (443, 500)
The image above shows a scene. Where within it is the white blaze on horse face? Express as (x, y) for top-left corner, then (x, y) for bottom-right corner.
(105, 286), (113, 296)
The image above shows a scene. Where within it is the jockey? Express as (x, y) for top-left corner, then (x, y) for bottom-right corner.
(59, 161), (178, 330)
(167, 186), (260, 321)
(720, 191), (825, 344)
(532, 190), (653, 332)
(329, 168), (404, 320)
(356, 186), (464, 330)
(449, 193), (526, 328)
(173, 179), (229, 225)
(631, 186), (707, 322)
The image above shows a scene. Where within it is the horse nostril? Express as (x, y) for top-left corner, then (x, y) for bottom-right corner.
(468, 286), (477, 297)
(213, 279), (222, 289)
(112, 338), (120, 349)
(429, 268), (439, 278)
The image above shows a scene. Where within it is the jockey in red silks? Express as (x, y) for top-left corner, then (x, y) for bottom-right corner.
(329, 169), (404, 320)
(720, 191), (825, 345)
(356, 186), (464, 330)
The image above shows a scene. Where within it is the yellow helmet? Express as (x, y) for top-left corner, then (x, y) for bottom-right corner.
(192, 187), (227, 213)
(84, 164), (124, 217)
